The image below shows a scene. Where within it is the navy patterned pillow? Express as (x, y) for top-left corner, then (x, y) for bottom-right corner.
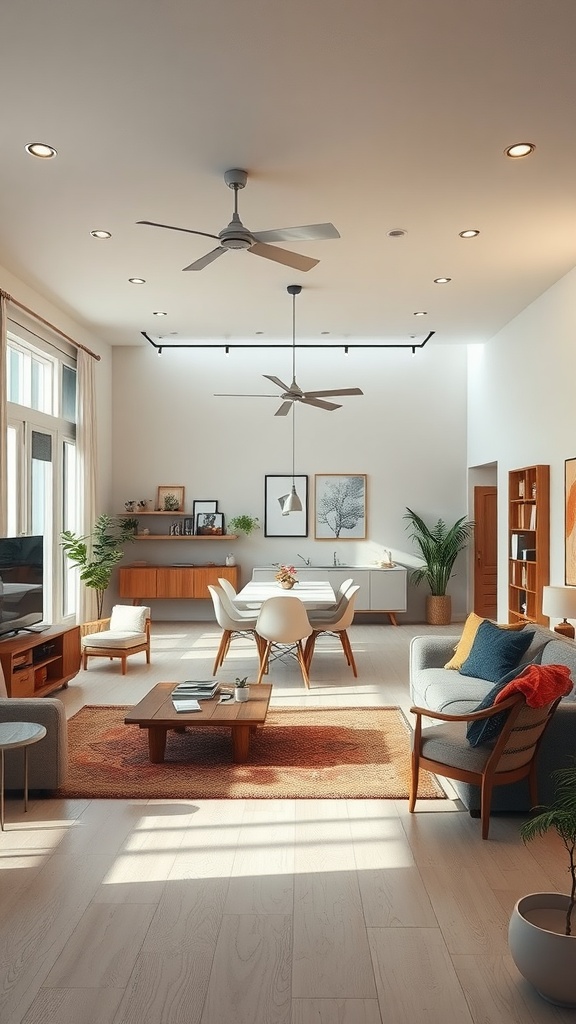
(466, 664), (529, 747)
(459, 619), (534, 683)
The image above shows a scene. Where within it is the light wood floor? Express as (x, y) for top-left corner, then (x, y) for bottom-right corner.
(0, 621), (572, 1024)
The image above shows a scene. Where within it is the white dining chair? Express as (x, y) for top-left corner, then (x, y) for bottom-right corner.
(255, 596), (313, 688)
(207, 585), (262, 675)
(304, 585), (360, 677)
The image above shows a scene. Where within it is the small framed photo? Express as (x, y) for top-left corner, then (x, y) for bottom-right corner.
(264, 475), (308, 537)
(196, 511), (225, 535)
(192, 500), (218, 532)
(566, 458), (576, 585)
(314, 474), (367, 539)
(183, 517), (195, 536)
(157, 485), (185, 512)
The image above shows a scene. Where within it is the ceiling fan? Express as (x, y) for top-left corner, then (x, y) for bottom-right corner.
(137, 168), (340, 272)
(215, 285), (364, 415)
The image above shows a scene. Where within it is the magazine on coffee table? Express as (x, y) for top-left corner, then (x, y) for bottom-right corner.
(172, 680), (219, 701)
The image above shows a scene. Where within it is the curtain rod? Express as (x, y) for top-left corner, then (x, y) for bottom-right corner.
(1, 290), (101, 361)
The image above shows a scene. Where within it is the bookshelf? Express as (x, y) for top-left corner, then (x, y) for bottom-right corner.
(508, 464), (550, 625)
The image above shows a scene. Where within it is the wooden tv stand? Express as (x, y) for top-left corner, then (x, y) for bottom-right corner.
(0, 624), (81, 698)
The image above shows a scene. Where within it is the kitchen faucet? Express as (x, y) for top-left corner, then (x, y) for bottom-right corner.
(297, 553), (311, 566)
(333, 551), (339, 566)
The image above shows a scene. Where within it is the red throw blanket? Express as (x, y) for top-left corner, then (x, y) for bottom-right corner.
(494, 663), (573, 708)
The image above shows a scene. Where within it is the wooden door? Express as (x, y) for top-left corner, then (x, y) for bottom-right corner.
(474, 486), (497, 619)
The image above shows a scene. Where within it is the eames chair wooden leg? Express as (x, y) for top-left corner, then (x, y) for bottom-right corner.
(296, 641), (311, 689)
(340, 630), (357, 677)
(212, 629), (231, 675)
(303, 633), (317, 671)
(256, 641), (272, 685)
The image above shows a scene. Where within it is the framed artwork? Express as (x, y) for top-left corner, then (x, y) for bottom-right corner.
(264, 475), (308, 537)
(314, 474), (367, 539)
(192, 500), (218, 533)
(196, 511), (224, 535)
(183, 517), (195, 536)
(157, 485), (185, 512)
(566, 458), (576, 585)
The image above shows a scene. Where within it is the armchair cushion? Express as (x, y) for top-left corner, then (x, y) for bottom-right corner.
(459, 619), (534, 683)
(465, 665), (525, 747)
(110, 605), (149, 631)
(82, 630), (147, 650)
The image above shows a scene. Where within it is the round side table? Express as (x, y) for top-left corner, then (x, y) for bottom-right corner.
(0, 722), (47, 830)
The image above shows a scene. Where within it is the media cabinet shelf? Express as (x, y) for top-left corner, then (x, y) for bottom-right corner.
(0, 624), (81, 698)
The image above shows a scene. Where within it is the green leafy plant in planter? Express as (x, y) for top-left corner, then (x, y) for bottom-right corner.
(61, 513), (136, 618)
(508, 762), (576, 1005)
(403, 507), (474, 624)
(228, 515), (260, 536)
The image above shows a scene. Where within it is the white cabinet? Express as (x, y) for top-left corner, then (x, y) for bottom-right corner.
(250, 566), (407, 618)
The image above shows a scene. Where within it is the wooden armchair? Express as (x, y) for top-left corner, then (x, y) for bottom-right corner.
(409, 693), (562, 839)
(81, 605), (151, 675)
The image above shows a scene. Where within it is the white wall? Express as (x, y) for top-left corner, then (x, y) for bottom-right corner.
(111, 341), (469, 620)
(467, 265), (576, 618)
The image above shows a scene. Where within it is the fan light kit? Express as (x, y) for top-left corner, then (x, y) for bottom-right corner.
(214, 284), (364, 416)
(137, 168), (340, 273)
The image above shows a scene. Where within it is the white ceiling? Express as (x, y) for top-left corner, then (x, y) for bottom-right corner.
(2, 0), (576, 350)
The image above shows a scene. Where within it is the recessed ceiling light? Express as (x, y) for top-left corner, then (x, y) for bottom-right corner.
(387, 229), (407, 238)
(459, 229), (480, 238)
(152, 311), (167, 316)
(434, 277), (451, 284)
(413, 311), (427, 316)
(128, 278), (146, 284)
(25, 142), (57, 159)
(90, 230), (111, 239)
(505, 142), (535, 159)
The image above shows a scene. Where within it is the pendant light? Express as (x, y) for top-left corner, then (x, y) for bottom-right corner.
(282, 284), (303, 514)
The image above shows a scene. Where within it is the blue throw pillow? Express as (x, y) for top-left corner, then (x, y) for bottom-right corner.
(459, 619), (534, 683)
(466, 663), (529, 747)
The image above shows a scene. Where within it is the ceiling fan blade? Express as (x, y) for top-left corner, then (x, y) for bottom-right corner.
(183, 247), (227, 271)
(302, 387), (364, 398)
(300, 397), (342, 411)
(275, 401), (293, 417)
(214, 394), (280, 398)
(252, 223), (341, 244)
(263, 374), (291, 390)
(248, 242), (319, 272)
(137, 220), (219, 241)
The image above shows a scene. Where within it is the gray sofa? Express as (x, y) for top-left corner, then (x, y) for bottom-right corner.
(0, 663), (67, 791)
(409, 624), (576, 812)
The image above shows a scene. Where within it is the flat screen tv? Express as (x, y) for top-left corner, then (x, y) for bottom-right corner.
(0, 535), (44, 638)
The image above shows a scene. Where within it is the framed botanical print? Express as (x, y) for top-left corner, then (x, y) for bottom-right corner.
(264, 475), (308, 537)
(314, 474), (367, 539)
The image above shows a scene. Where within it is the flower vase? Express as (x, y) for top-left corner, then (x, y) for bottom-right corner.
(235, 686), (250, 702)
(280, 581), (295, 590)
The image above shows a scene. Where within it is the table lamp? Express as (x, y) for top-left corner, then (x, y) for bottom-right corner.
(541, 586), (576, 639)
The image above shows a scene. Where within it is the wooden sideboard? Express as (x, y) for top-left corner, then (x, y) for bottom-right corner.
(118, 565), (239, 603)
(0, 623), (81, 698)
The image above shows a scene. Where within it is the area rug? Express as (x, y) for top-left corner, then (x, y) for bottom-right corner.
(57, 705), (446, 801)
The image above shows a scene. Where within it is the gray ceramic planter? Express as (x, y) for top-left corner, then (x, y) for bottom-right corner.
(509, 892), (576, 1006)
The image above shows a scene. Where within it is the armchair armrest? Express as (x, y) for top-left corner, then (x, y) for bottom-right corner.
(80, 617), (111, 639)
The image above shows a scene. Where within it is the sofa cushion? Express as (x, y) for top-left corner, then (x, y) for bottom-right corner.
(413, 671), (492, 715)
(444, 612), (525, 670)
(459, 619), (534, 683)
(466, 664), (526, 747)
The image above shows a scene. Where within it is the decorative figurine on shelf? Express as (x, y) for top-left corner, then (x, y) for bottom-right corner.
(125, 500), (136, 512)
(137, 499), (152, 510)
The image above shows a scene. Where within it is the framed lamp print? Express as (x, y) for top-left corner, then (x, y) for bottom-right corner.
(264, 475), (308, 537)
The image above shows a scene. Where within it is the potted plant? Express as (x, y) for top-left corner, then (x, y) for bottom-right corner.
(228, 515), (260, 536)
(508, 763), (576, 1006)
(403, 507), (474, 624)
(61, 513), (135, 618)
(234, 676), (250, 702)
(275, 564), (298, 589)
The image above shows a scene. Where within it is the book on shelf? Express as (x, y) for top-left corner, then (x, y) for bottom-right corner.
(510, 533), (531, 559)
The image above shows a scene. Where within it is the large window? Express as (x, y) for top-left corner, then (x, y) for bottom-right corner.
(6, 329), (77, 623)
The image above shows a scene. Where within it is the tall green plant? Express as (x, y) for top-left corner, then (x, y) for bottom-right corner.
(520, 764), (576, 936)
(61, 514), (135, 618)
(403, 507), (474, 596)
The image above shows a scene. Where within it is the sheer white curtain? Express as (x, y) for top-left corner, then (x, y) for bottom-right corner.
(0, 293), (7, 537)
(75, 349), (98, 622)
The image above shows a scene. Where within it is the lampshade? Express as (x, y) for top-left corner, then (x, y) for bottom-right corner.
(282, 485), (302, 515)
(542, 586), (576, 620)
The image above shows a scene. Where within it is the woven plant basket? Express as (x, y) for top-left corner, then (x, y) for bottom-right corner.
(426, 595), (452, 625)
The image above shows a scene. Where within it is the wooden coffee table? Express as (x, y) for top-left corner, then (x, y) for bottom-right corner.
(124, 682), (272, 764)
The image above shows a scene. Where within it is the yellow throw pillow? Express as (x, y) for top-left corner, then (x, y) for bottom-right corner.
(444, 613), (525, 670)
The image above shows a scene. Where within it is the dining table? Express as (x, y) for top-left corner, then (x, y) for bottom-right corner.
(234, 579), (337, 611)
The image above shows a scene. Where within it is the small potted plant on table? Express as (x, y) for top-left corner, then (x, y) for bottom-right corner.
(234, 676), (250, 702)
(275, 564), (298, 590)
